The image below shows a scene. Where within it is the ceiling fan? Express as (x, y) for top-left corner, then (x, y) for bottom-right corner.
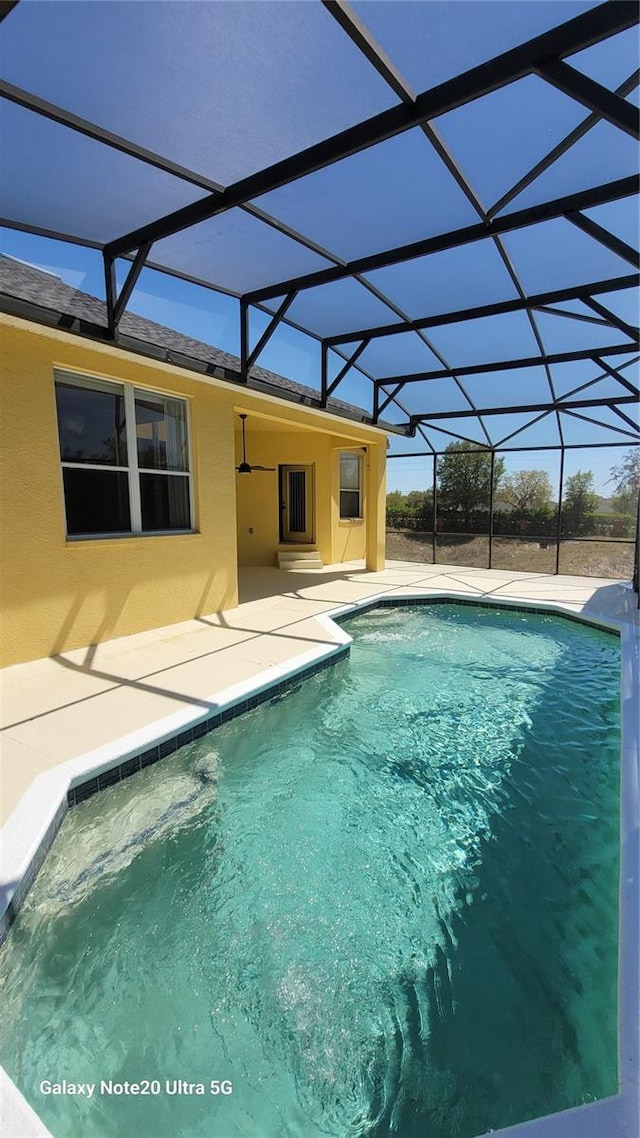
(236, 414), (276, 474)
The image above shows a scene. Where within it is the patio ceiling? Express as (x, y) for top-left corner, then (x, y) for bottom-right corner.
(1, 0), (638, 452)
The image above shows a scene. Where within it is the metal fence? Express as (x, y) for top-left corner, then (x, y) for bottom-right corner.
(386, 446), (639, 592)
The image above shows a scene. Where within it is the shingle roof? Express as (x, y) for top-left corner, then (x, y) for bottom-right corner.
(0, 255), (379, 425)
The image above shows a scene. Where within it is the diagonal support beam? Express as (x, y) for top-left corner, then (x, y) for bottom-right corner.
(425, 422), (492, 448)
(494, 409), (554, 449)
(558, 356), (640, 401)
(610, 403), (640, 432)
(103, 242), (153, 337)
(104, 2), (638, 259)
(566, 211), (640, 268)
(325, 339), (370, 399)
(113, 242), (153, 327)
(531, 303), (610, 326)
(582, 296), (640, 341)
(593, 355), (640, 397)
(0, 2), (20, 24)
(562, 406), (640, 439)
(535, 58), (639, 139)
(488, 69), (639, 219)
(244, 292), (298, 372)
(377, 383), (406, 419)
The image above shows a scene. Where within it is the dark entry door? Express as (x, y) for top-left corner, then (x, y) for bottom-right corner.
(280, 465), (314, 542)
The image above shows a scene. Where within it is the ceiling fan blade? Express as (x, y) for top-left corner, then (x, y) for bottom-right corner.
(251, 465), (276, 471)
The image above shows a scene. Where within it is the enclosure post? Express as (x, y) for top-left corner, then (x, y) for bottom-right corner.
(628, 484), (633, 605)
(321, 342), (328, 408)
(240, 298), (249, 383)
(556, 446), (565, 575)
(432, 454), (438, 565)
(489, 450), (495, 569)
(104, 252), (117, 340)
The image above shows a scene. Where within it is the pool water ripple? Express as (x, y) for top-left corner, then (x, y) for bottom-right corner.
(0, 604), (620, 1138)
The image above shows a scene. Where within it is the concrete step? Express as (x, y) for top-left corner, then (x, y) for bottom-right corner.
(277, 550), (323, 570)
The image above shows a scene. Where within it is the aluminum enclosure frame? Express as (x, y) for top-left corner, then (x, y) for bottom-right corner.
(1, 0), (638, 566)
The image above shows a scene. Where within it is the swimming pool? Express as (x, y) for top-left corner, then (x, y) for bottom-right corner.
(0, 603), (621, 1138)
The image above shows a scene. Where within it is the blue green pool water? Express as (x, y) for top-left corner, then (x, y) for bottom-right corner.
(0, 604), (620, 1138)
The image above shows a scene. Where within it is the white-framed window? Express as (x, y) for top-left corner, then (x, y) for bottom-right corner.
(339, 452), (362, 519)
(54, 370), (193, 538)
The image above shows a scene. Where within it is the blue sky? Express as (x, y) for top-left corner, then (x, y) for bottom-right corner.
(1, 0), (637, 497)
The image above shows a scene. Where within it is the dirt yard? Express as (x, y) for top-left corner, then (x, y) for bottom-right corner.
(385, 529), (635, 579)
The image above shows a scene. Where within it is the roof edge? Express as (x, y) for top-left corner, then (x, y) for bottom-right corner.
(0, 293), (406, 436)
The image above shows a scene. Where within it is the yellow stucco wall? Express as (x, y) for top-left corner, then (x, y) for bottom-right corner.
(1, 318), (239, 666)
(235, 429), (370, 567)
(1, 315), (387, 666)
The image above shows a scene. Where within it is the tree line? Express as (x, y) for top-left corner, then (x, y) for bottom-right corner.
(387, 443), (640, 538)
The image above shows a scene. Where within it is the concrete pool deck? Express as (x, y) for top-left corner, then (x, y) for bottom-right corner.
(1, 560), (638, 1138)
(2, 560), (638, 825)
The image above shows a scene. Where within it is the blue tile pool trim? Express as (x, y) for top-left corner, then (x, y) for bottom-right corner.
(65, 645), (351, 807)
